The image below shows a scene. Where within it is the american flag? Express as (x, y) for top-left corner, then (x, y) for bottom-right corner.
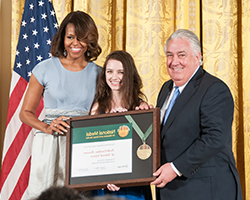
(0, 0), (58, 199)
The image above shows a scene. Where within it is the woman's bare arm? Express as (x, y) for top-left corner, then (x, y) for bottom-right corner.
(19, 74), (69, 134)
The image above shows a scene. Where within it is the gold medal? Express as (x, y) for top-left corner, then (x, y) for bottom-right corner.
(137, 141), (152, 160)
(118, 125), (129, 138)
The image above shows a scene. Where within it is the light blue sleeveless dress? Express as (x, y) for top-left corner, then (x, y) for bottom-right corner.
(26, 57), (101, 199)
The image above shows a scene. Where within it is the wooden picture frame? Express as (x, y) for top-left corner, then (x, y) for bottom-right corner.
(65, 108), (160, 190)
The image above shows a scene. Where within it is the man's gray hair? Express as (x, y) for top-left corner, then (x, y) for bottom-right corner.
(164, 29), (203, 66)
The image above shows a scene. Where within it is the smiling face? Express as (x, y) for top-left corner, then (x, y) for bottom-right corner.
(166, 38), (201, 87)
(105, 59), (124, 91)
(64, 23), (88, 60)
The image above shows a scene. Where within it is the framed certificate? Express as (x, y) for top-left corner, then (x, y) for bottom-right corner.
(65, 108), (160, 190)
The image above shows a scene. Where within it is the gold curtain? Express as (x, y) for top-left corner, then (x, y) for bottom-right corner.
(202, 1), (250, 199)
(11, 0), (250, 199)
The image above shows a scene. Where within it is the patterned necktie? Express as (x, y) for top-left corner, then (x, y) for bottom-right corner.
(163, 87), (180, 125)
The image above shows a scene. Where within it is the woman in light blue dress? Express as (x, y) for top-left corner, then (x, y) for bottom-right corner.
(20, 11), (102, 200)
(90, 50), (152, 200)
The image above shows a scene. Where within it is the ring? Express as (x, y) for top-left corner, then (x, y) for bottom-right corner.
(54, 124), (57, 127)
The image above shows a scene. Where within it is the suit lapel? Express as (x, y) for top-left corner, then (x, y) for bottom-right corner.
(161, 67), (204, 138)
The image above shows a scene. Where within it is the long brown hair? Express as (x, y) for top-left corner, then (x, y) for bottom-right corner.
(50, 11), (101, 62)
(90, 50), (146, 114)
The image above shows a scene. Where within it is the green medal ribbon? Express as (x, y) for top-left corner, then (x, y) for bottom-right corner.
(125, 115), (152, 142)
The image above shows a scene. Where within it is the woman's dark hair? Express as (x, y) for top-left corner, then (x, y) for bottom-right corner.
(36, 186), (84, 200)
(50, 11), (102, 62)
(90, 50), (146, 114)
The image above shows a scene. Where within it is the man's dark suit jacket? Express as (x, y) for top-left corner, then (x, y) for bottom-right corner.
(156, 67), (243, 200)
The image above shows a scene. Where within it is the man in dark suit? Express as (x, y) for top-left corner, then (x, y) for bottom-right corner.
(151, 29), (243, 200)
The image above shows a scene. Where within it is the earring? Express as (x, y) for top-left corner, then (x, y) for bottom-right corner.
(63, 49), (67, 57)
(87, 51), (90, 56)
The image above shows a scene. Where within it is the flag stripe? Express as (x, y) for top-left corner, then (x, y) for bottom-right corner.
(9, 158), (31, 200)
(5, 77), (28, 128)
(2, 76), (24, 159)
(0, 130), (34, 200)
(0, 99), (44, 192)
(9, 70), (20, 96)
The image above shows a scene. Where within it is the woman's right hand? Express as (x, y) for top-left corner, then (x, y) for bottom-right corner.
(110, 107), (128, 113)
(107, 184), (120, 191)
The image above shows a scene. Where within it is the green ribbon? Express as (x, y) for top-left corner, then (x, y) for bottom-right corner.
(125, 115), (152, 141)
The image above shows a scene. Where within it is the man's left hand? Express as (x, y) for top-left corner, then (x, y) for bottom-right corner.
(135, 101), (154, 110)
